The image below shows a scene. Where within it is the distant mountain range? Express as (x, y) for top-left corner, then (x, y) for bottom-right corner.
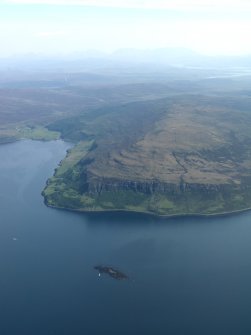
(1, 48), (251, 71)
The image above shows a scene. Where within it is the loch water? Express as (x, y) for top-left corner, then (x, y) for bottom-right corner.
(1, 140), (251, 335)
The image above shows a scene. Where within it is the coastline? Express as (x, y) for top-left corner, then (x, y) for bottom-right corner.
(1, 137), (250, 221)
(0, 138), (18, 145)
(4, 137), (247, 221)
(43, 199), (251, 220)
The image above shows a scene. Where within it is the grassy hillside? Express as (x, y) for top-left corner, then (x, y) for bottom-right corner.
(43, 93), (251, 216)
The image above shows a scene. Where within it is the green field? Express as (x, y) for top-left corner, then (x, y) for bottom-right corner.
(17, 126), (60, 141)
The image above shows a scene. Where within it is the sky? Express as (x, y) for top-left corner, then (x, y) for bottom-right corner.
(0, 0), (251, 57)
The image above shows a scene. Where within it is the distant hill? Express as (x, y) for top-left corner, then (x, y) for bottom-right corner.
(1, 48), (251, 72)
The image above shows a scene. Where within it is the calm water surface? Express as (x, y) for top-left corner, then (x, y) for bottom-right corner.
(1, 140), (251, 335)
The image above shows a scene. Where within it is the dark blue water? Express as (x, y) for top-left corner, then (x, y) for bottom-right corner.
(1, 140), (251, 335)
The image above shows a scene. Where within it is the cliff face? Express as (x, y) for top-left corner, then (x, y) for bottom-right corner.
(80, 174), (231, 196)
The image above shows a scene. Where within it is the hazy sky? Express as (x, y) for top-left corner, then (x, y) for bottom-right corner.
(1, 0), (251, 57)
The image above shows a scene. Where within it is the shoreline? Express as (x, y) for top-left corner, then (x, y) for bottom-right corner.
(0, 138), (18, 145)
(43, 199), (251, 220)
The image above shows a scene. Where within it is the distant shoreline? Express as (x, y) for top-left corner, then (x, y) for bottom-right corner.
(0, 138), (18, 145)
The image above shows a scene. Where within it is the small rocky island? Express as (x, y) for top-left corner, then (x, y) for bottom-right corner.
(94, 266), (128, 280)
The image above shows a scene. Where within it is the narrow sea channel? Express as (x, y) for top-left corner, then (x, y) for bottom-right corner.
(0, 140), (251, 335)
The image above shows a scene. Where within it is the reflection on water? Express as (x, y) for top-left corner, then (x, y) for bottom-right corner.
(0, 140), (251, 335)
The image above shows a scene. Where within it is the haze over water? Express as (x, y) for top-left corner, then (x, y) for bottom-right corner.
(1, 140), (251, 335)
